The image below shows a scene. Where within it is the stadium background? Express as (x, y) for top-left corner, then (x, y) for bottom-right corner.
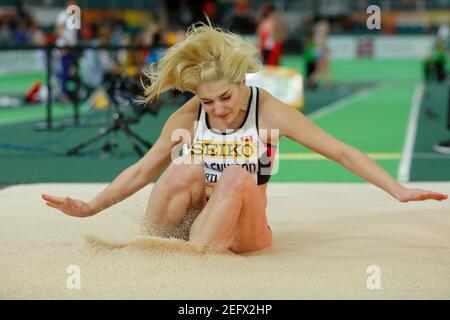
(0, 0), (449, 185)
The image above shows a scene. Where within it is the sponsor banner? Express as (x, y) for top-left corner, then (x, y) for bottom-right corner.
(327, 35), (434, 59)
(190, 139), (258, 160)
(327, 36), (359, 59)
(372, 35), (434, 58)
(0, 50), (45, 75)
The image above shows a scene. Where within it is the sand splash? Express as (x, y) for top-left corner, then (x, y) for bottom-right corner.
(84, 234), (208, 254)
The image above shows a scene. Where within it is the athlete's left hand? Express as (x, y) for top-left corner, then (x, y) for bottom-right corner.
(396, 188), (448, 202)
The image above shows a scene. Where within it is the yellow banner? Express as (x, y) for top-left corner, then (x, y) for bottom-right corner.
(190, 140), (258, 159)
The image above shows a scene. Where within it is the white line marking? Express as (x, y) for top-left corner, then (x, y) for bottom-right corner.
(308, 88), (374, 121)
(398, 82), (424, 182)
(413, 152), (450, 159)
(280, 152), (401, 161)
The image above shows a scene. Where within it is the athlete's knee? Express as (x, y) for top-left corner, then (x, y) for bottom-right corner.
(231, 235), (272, 254)
(163, 159), (204, 191)
(219, 165), (254, 191)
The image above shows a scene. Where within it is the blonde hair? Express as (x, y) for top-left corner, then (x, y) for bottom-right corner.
(142, 22), (262, 104)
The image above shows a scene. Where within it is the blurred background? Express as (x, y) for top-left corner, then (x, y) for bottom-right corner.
(0, 0), (449, 185)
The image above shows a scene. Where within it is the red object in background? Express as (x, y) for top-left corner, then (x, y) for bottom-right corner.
(357, 38), (373, 58)
(234, 0), (250, 15)
(46, 33), (57, 44)
(266, 42), (282, 65)
(25, 81), (41, 103)
(203, 0), (217, 19)
(80, 24), (93, 40)
(259, 30), (282, 65)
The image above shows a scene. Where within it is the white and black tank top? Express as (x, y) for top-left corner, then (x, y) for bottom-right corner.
(183, 86), (276, 185)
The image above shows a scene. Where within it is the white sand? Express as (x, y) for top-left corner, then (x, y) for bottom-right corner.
(1, 182), (449, 299)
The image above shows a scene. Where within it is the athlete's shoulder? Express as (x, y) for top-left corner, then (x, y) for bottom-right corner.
(256, 87), (283, 108)
(255, 86), (300, 134)
(256, 87), (274, 103)
(256, 87), (288, 117)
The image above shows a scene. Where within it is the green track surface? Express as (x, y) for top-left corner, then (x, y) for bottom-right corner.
(0, 106), (178, 183)
(0, 57), (448, 184)
(411, 82), (450, 181)
(0, 71), (45, 94)
(281, 56), (423, 83)
(0, 103), (90, 125)
(272, 82), (415, 182)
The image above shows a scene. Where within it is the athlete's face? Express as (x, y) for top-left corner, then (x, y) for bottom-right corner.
(196, 79), (246, 126)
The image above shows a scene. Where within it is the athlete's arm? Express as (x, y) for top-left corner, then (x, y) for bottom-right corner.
(259, 89), (447, 202)
(42, 97), (200, 217)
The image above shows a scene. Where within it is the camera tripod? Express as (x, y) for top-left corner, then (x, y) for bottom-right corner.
(66, 77), (153, 157)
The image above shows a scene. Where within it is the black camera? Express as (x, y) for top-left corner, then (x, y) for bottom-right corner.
(106, 74), (160, 116)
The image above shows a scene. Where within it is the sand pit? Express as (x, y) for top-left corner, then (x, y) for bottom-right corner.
(1, 182), (449, 299)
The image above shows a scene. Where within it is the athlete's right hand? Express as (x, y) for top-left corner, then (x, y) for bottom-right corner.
(41, 194), (94, 217)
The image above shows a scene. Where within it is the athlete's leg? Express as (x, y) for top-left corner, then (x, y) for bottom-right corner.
(144, 157), (206, 239)
(189, 166), (272, 253)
